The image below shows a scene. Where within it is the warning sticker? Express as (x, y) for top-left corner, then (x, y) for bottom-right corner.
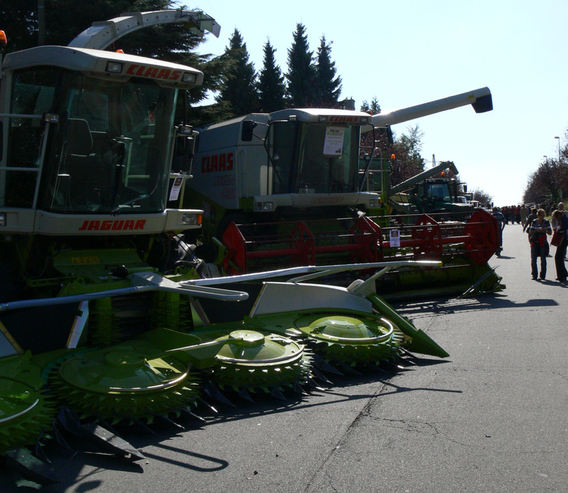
(169, 176), (183, 201)
(389, 229), (400, 247)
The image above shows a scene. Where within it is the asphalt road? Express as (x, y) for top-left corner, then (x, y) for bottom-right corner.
(5, 223), (568, 492)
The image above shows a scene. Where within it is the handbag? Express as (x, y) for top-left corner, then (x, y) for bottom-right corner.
(551, 230), (563, 247)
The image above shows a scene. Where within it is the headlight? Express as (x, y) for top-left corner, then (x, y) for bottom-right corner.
(182, 72), (197, 83)
(105, 61), (123, 73)
(182, 213), (202, 226)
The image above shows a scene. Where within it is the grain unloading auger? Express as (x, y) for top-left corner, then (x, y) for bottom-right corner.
(185, 87), (502, 296)
(0, 10), (449, 485)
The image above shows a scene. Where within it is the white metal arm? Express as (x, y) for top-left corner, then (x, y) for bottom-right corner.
(68, 9), (220, 49)
(372, 87), (492, 128)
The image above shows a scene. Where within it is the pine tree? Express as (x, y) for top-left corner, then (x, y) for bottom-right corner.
(216, 29), (260, 118)
(314, 36), (342, 108)
(360, 97), (381, 114)
(258, 40), (286, 112)
(0, 0), (135, 50)
(369, 97), (381, 114)
(285, 23), (316, 107)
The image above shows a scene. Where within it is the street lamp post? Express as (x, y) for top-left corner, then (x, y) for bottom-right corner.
(555, 137), (564, 203)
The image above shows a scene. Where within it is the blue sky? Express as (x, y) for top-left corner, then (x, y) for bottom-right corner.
(184, 0), (568, 206)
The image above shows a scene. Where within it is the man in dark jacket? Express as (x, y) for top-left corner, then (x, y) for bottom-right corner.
(554, 210), (568, 283)
(492, 208), (506, 256)
(523, 207), (537, 233)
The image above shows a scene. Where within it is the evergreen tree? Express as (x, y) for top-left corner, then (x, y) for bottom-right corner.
(314, 36), (341, 108)
(285, 23), (316, 107)
(0, 0), (174, 50)
(360, 97), (381, 114)
(44, 0), (136, 47)
(370, 97), (381, 114)
(258, 40), (286, 112)
(216, 29), (260, 118)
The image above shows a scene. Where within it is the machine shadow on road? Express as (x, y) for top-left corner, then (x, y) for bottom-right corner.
(198, 366), (458, 425)
(142, 443), (229, 472)
(395, 294), (559, 318)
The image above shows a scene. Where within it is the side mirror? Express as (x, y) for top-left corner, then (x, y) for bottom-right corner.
(173, 125), (196, 173)
(181, 136), (195, 173)
(241, 120), (256, 142)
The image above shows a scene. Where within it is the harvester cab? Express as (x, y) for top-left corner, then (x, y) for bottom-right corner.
(192, 108), (379, 215)
(0, 52), (200, 220)
(0, 10), (222, 304)
(412, 173), (468, 214)
(386, 161), (473, 214)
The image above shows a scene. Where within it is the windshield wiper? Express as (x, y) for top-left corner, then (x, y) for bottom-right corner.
(111, 193), (149, 213)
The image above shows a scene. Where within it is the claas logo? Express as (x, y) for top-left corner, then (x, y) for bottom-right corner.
(126, 64), (181, 81)
(201, 152), (234, 173)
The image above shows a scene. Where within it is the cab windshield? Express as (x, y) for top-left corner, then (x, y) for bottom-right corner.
(270, 121), (361, 194)
(5, 67), (177, 213)
(424, 183), (453, 202)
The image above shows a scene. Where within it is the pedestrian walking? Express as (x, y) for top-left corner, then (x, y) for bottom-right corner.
(551, 202), (565, 229)
(527, 208), (551, 280)
(523, 207), (537, 232)
(492, 207), (505, 256)
(520, 205), (529, 227)
(551, 206), (568, 283)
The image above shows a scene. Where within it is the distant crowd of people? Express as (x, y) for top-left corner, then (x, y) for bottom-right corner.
(499, 205), (523, 224)
(497, 203), (559, 226)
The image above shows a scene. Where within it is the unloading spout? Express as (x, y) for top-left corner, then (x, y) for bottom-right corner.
(372, 87), (493, 128)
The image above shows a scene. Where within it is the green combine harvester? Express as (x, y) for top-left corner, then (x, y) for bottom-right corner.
(0, 9), (449, 484)
(183, 85), (503, 297)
